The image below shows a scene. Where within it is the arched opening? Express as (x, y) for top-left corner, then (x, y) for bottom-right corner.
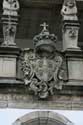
(13, 111), (74, 125)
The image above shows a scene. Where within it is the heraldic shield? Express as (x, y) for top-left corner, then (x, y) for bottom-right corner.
(21, 23), (66, 99)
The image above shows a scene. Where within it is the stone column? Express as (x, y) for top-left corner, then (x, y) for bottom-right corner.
(61, 0), (80, 50)
(2, 0), (20, 47)
(61, 0), (83, 85)
(0, 47), (23, 84)
(0, 0), (23, 84)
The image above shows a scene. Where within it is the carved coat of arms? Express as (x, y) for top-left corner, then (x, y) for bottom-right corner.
(21, 23), (66, 99)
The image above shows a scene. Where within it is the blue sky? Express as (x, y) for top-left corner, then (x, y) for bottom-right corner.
(0, 109), (83, 125)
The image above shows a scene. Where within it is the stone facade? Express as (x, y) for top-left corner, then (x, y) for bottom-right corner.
(0, 0), (83, 110)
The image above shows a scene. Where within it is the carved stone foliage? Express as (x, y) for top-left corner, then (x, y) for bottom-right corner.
(61, 0), (78, 21)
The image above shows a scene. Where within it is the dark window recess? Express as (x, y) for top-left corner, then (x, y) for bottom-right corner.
(15, 5), (62, 49)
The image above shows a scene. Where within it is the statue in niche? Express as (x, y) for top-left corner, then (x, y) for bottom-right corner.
(3, 0), (20, 16)
(61, 0), (78, 21)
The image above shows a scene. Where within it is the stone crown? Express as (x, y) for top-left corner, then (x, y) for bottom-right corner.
(33, 22), (57, 48)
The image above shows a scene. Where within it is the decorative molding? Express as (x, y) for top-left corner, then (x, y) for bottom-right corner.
(20, 0), (83, 5)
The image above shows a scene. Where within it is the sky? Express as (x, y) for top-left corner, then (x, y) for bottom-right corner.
(0, 109), (83, 125)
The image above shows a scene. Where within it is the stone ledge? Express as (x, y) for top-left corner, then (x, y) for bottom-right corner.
(0, 94), (83, 110)
(0, 79), (24, 84)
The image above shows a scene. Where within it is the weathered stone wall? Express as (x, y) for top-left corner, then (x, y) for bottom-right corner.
(0, 0), (83, 111)
(0, 84), (83, 110)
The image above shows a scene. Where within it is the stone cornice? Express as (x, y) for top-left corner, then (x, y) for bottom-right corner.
(20, 0), (83, 5)
(20, 0), (83, 10)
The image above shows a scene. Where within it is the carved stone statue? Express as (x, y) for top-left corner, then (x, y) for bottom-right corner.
(3, 0), (20, 16)
(2, 0), (20, 46)
(3, 24), (16, 46)
(61, 0), (78, 21)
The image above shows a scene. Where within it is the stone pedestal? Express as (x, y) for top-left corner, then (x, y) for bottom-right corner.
(62, 21), (80, 50)
(64, 48), (83, 85)
(0, 57), (16, 77)
(0, 46), (23, 84)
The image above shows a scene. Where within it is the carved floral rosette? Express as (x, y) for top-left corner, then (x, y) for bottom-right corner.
(21, 48), (65, 99)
